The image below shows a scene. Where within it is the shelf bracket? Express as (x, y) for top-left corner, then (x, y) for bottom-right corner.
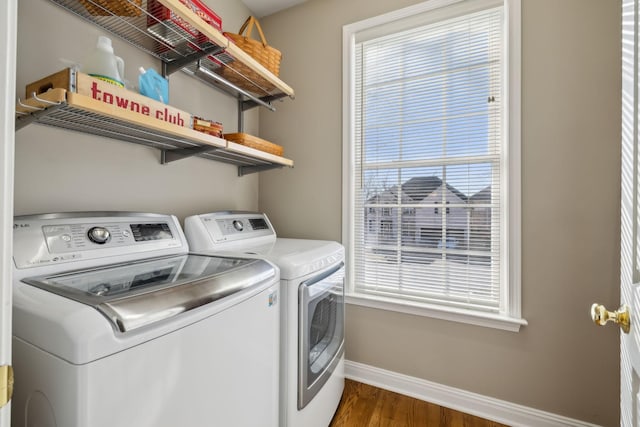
(161, 145), (219, 164)
(162, 45), (227, 77)
(15, 102), (65, 131)
(238, 164), (284, 176)
(241, 94), (288, 111)
(237, 97), (244, 132)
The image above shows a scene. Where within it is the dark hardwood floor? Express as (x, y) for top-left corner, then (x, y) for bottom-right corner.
(329, 379), (510, 427)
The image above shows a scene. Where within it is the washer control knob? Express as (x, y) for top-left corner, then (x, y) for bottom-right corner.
(87, 227), (111, 244)
(232, 220), (244, 232)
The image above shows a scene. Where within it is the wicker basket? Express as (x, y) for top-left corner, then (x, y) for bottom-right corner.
(219, 61), (277, 93)
(78, 0), (142, 16)
(218, 16), (282, 94)
(223, 16), (281, 76)
(225, 133), (284, 156)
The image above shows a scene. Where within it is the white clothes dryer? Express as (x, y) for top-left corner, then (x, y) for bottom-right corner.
(184, 211), (345, 427)
(12, 212), (280, 427)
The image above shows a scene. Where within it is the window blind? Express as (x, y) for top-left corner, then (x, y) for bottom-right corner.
(353, 5), (504, 313)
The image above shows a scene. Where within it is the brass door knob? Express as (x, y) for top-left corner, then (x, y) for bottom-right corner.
(591, 303), (631, 334)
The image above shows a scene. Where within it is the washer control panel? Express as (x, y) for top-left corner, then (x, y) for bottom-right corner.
(216, 216), (270, 237)
(13, 213), (184, 269)
(184, 212), (276, 251)
(42, 222), (173, 253)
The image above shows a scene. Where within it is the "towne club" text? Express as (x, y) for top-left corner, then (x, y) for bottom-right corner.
(89, 81), (187, 127)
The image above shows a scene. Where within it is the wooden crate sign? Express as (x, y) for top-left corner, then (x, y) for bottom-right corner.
(25, 69), (191, 128)
(77, 73), (190, 127)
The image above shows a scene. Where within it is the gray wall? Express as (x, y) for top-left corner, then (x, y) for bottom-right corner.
(15, 0), (259, 221)
(259, 0), (622, 424)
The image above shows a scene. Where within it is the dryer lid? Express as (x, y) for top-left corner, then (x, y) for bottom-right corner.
(22, 253), (277, 332)
(254, 238), (345, 279)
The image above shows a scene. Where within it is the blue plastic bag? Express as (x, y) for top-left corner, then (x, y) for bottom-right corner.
(138, 67), (169, 104)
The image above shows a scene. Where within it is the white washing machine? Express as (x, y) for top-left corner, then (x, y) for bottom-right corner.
(11, 212), (280, 427)
(184, 211), (345, 427)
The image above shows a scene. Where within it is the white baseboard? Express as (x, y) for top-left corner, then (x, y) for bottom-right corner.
(344, 360), (602, 427)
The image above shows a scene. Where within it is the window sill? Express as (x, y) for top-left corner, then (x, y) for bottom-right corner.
(345, 293), (528, 332)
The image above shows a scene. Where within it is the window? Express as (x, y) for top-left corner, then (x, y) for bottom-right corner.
(342, 0), (525, 331)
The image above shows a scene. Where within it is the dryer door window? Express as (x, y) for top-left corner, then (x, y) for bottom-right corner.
(298, 262), (345, 409)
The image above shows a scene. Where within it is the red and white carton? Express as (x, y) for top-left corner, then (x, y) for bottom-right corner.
(147, 0), (222, 48)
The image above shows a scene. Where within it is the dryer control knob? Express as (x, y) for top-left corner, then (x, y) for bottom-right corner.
(88, 227), (111, 244)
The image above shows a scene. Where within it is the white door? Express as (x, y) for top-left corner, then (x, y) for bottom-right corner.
(603, 0), (640, 424)
(0, 1), (17, 426)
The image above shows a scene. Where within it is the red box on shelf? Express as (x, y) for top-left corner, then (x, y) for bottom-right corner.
(147, 0), (222, 48)
(192, 0), (222, 32)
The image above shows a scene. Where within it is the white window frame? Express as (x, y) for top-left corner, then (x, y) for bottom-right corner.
(341, 0), (525, 332)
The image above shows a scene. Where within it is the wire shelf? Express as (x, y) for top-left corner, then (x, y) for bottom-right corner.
(15, 95), (292, 175)
(47, 0), (293, 104)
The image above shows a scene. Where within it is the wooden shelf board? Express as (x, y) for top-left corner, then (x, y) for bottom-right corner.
(225, 141), (293, 167)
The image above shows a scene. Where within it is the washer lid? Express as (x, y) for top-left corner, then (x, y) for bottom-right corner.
(22, 253), (276, 332)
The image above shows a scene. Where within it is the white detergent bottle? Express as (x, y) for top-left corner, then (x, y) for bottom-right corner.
(82, 36), (125, 88)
